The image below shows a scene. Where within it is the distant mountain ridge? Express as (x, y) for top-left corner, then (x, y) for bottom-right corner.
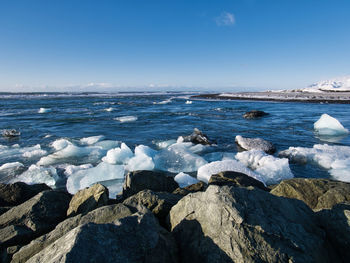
(301, 76), (350, 92)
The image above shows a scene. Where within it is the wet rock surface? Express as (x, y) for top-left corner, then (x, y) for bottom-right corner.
(243, 110), (269, 119)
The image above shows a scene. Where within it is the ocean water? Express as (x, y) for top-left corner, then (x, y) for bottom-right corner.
(1, 92), (350, 196)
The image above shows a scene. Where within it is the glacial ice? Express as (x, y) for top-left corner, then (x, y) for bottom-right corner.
(0, 144), (47, 163)
(0, 162), (24, 171)
(114, 116), (138, 122)
(80, 135), (105, 145)
(174, 172), (199, 188)
(235, 150), (293, 185)
(11, 165), (59, 188)
(155, 139), (177, 149)
(102, 143), (134, 165)
(38, 108), (51, 113)
(197, 159), (263, 184)
(62, 164), (94, 177)
(314, 114), (349, 136)
(279, 144), (350, 182)
(66, 162), (125, 194)
(52, 139), (71, 151)
(203, 152), (236, 162)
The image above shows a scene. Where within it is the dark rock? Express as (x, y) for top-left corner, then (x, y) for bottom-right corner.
(170, 185), (336, 263)
(172, 181), (206, 196)
(317, 203), (350, 262)
(0, 225), (33, 248)
(183, 128), (212, 145)
(270, 178), (350, 210)
(208, 171), (269, 191)
(67, 183), (109, 217)
(2, 129), (20, 138)
(24, 211), (178, 263)
(123, 190), (182, 227)
(122, 170), (178, 199)
(12, 203), (136, 262)
(243, 110), (269, 119)
(0, 207), (11, 216)
(1, 245), (21, 263)
(235, 135), (276, 154)
(0, 182), (51, 207)
(0, 190), (71, 236)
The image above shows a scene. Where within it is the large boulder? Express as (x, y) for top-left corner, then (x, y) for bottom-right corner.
(66, 183), (109, 217)
(11, 203), (136, 263)
(0, 183), (51, 207)
(270, 178), (350, 210)
(182, 128), (212, 145)
(123, 190), (182, 227)
(122, 170), (178, 198)
(243, 110), (269, 119)
(235, 135), (276, 154)
(170, 185), (335, 263)
(317, 203), (350, 262)
(25, 211), (178, 263)
(208, 171), (269, 191)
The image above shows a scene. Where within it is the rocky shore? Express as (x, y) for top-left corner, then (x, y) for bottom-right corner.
(1, 171), (349, 263)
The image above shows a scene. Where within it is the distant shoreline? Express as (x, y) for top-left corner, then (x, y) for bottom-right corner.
(192, 91), (350, 104)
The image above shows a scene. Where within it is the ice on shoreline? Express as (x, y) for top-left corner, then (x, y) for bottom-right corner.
(11, 165), (59, 188)
(314, 114), (349, 136)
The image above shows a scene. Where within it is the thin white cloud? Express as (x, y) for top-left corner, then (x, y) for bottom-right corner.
(215, 12), (235, 26)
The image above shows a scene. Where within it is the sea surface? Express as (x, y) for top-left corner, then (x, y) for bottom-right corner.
(1, 92), (350, 195)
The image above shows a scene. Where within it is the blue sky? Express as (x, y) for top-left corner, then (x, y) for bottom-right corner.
(0, 0), (349, 92)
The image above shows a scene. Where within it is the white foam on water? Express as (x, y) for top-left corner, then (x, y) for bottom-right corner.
(80, 135), (105, 145)
(104, 107), (114, 112)
(66, 162), (125, 194)
(38, 108), (51, 113)
(279, 144), (350, 182)
(197, 159), (263, 184)
(102, 143), (134, 164)
(174, 172), (199, 188)
(235, 150), (293, 185)
(185, 100), (193, 104)
(314, 114), (349, 136)
(0, 162), (24, 171)
(11, 164), (59, 188)
(114, 116), (138, 122)
(153, 98), (172, 104)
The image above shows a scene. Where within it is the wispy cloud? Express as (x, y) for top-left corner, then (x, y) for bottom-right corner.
(215, 12), (235, 26)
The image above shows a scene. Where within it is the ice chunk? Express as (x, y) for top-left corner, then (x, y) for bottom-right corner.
(126, 145), (156, 171)
(38, 108), (51, 113)
(203, 152), (235, 162)
(22, 147), (47, 158)
(0, 144), (46, 163)
(114, 116), (138, 122)
(314, 114), (349, 136)
(134, 145), (157, 158)
(174, 172), (199, 188)
(80, 135), (105, 145)
(155, 139), (177, 149)
(0, 162), (24, 171)
(197, 160), (263, 184)
(66, 162), (125, 194)
(11, 164), (59, 188)
(102, 143), (134, 164)
(235, 150), (293, 185)
(279, 144), (350, 182)
(154, 143), (207, 173)
(62, 164), (94, 177)
(93, 140), (120, 150)
(185, 100), (193, 104)
(52, 139), (71, 151)
(104, 107), (114, 112)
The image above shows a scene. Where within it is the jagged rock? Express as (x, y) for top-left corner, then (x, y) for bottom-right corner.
(123, 190), (182, 226)
(12, 204), (135, 263)
(183, 128), (212, 145)
(0, 182), (51, 207)
(0, 207), (11, 216)
(25, 211), (178, 263)
(122, 170), (178, 199)
(0, 190), (71, 237)
(170, 185), (335, 263)
(235, 135), (276, 154)
(0, 225), (33, 248)
(317, 203), (350, 262)
(208, 171), (269, 191)
(243, 110), (269, 119)
(172, 181), (206, 196)
(2, 129), (20, 138)
(270, 178), (350, 210)
(67, 183), (109, 217)
(1, 245), (21, 263)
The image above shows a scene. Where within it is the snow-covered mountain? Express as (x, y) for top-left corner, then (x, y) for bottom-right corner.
(301, 76), (350, 92)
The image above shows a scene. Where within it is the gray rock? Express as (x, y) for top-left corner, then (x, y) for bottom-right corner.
(0, 182), (51, 207)
(67, 183), (109, 217)
(235, 135), (276, 154)
(12, 203), (135, 263)
(123, 170), (178, 199)
(0, 245), (21, 263)
(243, 110), (269, 119)
(317, 203), (350, 262)
(2, 129), (20, 138)
(172, 181), (206, 196)
(270, 178), (350, 211)
(208, 171), (269, 191)
(26, 211), (178, 263)
(0, 207), (11, 216)
(0, 225), (33, 248)
(170, 185), (335, 263)
(183, 128), (212, 145)
(123, 190), (182, 227)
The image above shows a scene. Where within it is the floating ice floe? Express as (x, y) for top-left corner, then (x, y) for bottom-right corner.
(114, 116), (138, 122)
(80, 135), (105, 145)
(174, 172), (199, 188)
(0, 162), (24, 171)
(279, 144), (350, 182)
(104, 107), (114, 112)
(314, 114), (349, 136)
(38, 108), (51, 113)
(11, 165), (59, 188)
(197, 159), (263, 184)
(153, 98), (172, 105)
(0, 144), (47, 163)
(185, 100), (193, 104)
(102, 143), (134, 165)
(62, 164), (94, 177)
(235, 150), (293, 185)
(66, 162), (125, 195)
